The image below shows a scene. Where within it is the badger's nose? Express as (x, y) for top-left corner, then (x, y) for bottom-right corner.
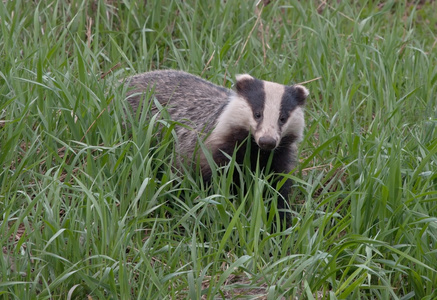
(258, 136), (277, 150)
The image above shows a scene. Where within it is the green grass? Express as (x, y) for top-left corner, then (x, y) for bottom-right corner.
(1, 0), (437, 299)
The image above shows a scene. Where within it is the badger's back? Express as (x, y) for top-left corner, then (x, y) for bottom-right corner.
(126, 70), (230, 126)
(126, 70), (232, 158)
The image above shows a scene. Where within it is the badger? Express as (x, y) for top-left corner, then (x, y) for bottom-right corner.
(125, 70), (309, 220)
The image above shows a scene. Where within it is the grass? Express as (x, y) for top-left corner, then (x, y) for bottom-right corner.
(1, 0), (437, 299)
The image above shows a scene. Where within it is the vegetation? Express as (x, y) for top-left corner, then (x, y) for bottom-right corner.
(1, 0), (436, 299)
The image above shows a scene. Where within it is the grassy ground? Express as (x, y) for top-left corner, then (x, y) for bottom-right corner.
(1, 0), (437, 299)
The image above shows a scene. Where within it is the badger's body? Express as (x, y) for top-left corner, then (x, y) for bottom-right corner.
(125, 70), (309, 217)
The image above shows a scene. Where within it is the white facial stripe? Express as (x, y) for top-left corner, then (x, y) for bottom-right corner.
(253, 81), (285, 146)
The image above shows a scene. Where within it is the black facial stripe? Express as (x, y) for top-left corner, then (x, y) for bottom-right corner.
(279, 86), (301, 128)
(236, 77), (265, 121)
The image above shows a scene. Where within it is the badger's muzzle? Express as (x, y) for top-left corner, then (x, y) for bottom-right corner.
(258, 136), (278, 151)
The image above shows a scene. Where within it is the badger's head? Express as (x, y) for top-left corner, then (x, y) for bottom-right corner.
(224, 74), (309, 151)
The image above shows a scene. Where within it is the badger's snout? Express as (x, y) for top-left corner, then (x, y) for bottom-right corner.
(258, 136), (278, 151)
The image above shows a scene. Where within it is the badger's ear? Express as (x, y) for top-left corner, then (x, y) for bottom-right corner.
(293, 84), (309, 104)
(235, 74), (254, 82)
(235, 74), (255, 93)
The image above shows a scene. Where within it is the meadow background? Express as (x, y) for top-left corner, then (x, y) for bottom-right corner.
(1, 0), (437, 299)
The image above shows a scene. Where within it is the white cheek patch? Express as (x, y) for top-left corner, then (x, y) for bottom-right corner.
(282, 106), (305, 141)
(207, 94), (256, 144)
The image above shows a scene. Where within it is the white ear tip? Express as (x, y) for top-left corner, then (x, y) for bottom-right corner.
(294, 84), (310, 98)
(236, 74), (253, 81)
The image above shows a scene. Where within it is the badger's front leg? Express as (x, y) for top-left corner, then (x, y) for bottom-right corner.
(276, 177), (292, 222)
(272, 143), (298, 224)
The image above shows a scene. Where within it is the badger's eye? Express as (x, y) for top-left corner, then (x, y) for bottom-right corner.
(254, 112), (262, 120)
(279, 115), (287, 124)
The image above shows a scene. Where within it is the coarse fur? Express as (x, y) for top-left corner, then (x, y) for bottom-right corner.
(124, 70), (309, 220)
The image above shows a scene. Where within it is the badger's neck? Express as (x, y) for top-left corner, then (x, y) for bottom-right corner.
(206, 93), (252, 146)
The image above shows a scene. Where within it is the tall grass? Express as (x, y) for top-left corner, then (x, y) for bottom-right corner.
(1, 0), (436, 299)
